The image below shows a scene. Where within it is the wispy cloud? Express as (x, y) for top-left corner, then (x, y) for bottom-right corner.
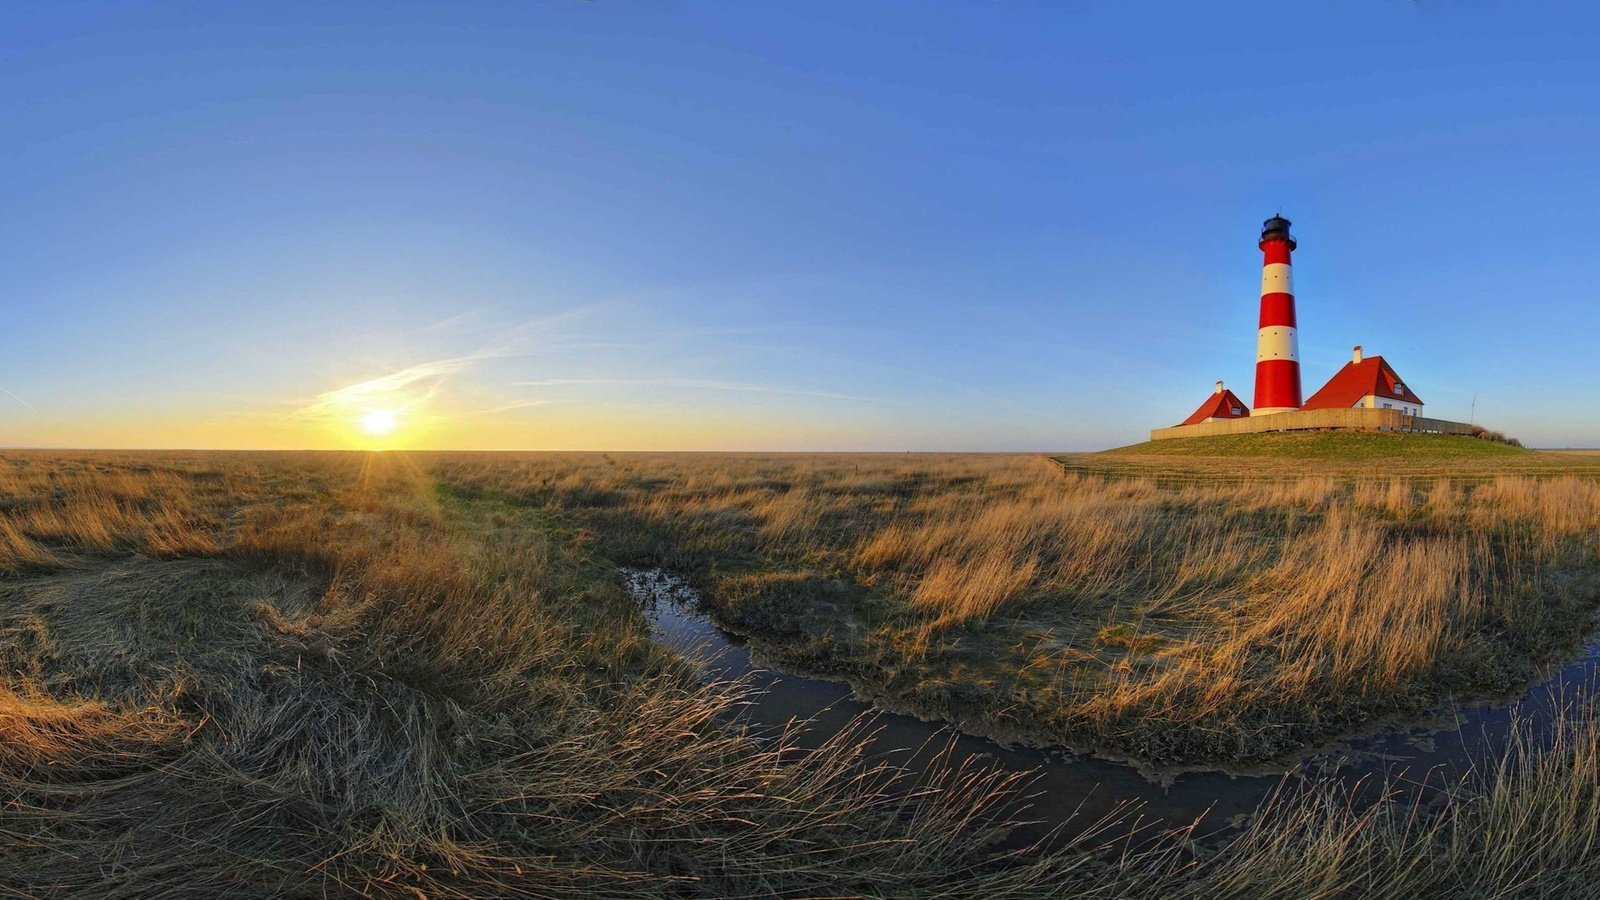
(295, 355), (484, 420)
(285, 302), (889, 433)
(418, 308), (488, 335)
(0, 387), (34, 412)
(508, 377), (898, 405)
(290, 305), (617, 422)
(451, 398), (573, 418)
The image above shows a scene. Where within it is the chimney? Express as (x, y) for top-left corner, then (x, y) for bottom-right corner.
(1352, 345), (1363, 364)
(1215, 380), (1224, 394)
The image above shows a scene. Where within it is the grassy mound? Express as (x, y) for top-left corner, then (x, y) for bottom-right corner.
(1105, 430), (1529, 460)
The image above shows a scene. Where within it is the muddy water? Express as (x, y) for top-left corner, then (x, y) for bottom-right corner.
(623, 568), (1598, 847)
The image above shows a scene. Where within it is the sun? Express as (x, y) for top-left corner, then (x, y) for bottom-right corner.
(357, 408), (398, 436)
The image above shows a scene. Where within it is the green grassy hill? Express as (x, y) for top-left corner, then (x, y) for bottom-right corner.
(1105, 430), (1528, 461)
(1055, 430), (1600, 484)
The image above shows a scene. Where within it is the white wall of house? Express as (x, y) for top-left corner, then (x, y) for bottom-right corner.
(1201, 402), (1248, 423)
(1353, 395), (1424, 417)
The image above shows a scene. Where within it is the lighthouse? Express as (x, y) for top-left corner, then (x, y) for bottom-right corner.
(1253, 214), (1302, 415)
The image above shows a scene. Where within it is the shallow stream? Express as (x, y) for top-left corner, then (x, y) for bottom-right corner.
(623, 567), (1598, 847)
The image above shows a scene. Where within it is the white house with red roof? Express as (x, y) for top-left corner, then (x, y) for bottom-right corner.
(1179, 381), (1250, 425)
(1301, 346), (1425, 417)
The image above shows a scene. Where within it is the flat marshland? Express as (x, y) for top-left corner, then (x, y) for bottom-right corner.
(435, 435), (1600, 763)
(4, 438), (1600, 898)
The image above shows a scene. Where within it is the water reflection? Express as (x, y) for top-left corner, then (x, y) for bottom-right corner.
(624, 568), (1596, 847)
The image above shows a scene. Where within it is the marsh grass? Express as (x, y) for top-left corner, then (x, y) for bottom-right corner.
(0, 452), (1108, 897)
(1175, 694), (1600, 899)
(5, 449), (1600, 896)
(427, 450), (1600, 762)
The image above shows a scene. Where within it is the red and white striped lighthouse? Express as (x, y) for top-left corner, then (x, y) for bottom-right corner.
(1253, 214), (1302, 415)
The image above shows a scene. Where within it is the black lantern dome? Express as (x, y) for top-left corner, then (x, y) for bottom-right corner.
(1260, 214), (1297, 250)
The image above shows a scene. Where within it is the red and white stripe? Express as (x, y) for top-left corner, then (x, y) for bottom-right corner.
(1253, 223), (1302, 414)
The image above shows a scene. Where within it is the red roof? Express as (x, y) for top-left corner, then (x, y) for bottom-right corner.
(1302, 356), (1425, 410)
(1181, 389), (1250, 426)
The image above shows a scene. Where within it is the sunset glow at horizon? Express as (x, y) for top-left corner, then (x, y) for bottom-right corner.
(6, 4), (1600, 451)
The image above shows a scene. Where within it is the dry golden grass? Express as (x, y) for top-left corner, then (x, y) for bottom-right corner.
(5, 448), (1600, 896)
(1167, 693), (1600, 899)
(0, 451), (1112, 898)
(424, 449), (1600, 762)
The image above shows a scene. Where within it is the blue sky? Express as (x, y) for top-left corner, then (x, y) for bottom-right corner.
(4, 1), (1598, 449)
